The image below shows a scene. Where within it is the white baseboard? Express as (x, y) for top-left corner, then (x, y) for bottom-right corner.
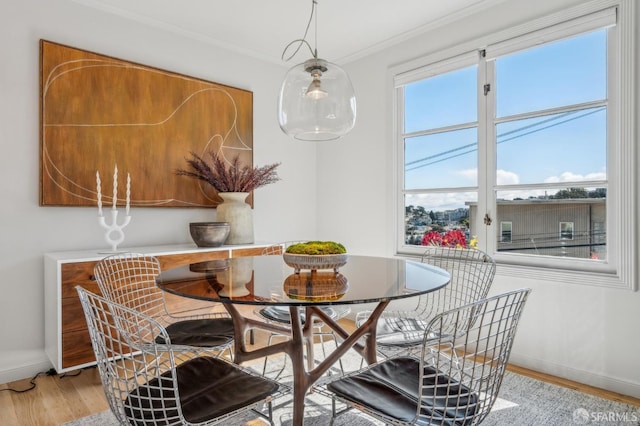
(509, 351), (640, 399)
(0, 350), (53, 385)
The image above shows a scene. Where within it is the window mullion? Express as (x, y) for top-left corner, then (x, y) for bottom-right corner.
(478, 52), (496, 254)
(396, 86), (406, 253)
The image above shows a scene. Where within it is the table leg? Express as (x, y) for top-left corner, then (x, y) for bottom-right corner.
(303, 307), (315, 371)
(288, 301), (390, 425)
(288, 307), (308, 426)
(222, 303), (293, 364)
(223, 301), (390, 426)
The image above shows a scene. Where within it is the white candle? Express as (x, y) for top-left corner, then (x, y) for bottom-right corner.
(112, 164), (118, 210)
(96, 171), (103, 216)
(125, 173), (131, 215)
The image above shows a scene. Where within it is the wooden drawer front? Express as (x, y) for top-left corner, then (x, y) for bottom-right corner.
(231, 247), (266, 257)
(157, 251), (229, 270)
(54, 246), (268, 371)
(62, 297), (89, 333)
(61, 261), (100, 298)
(62, 329), (95, 369)
(61, 306), (133, 369)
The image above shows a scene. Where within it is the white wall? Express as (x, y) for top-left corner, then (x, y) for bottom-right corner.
(317, 0), (640, 397)
(0, 0), (317, 382)
(2, 0), (638, 400)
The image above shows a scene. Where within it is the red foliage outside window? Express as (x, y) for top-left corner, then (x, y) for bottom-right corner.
(421, 229), (468, 248)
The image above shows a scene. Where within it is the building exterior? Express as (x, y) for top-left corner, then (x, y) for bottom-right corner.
(468, 198), (606, 259)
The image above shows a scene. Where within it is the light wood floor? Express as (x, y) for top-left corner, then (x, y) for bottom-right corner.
(1, 316), (638, 426)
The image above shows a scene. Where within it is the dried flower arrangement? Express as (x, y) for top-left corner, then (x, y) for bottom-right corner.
(175, 151), (280, 193)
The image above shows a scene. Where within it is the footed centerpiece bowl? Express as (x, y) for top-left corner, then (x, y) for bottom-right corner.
(283, 253), (348, 273)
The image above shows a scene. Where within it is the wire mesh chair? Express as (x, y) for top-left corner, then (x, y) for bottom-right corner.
(321, 288), (531, 426)
(76, 286), (285, 426)
(254, 242), (350, 378)
(355, 246), (496, 358)
(94, 252), (235, 359)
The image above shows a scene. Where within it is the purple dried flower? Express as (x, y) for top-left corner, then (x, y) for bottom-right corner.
(175, 151), (280, 193)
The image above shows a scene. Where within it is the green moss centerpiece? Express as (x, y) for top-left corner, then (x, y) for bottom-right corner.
(283, 241), (348, 273)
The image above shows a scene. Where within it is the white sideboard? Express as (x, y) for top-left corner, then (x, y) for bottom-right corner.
(44, 243), (272, 373)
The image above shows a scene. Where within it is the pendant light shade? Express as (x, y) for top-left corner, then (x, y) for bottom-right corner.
(277, 1), (356, 141)
(278, 58), (356, 141)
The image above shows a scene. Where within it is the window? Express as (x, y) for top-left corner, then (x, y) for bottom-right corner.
(560, 222), (574, 240)
(395, 1), (636, 289)
(501, 222), (512, 243)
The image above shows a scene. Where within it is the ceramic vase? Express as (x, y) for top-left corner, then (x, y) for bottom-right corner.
(216, 192), (254, 244)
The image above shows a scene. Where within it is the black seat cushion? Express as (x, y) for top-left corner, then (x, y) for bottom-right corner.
(125, 356), (279, 424)
(327, 357), (479, 425)
(259, 306), (336, 325)
(156, 318), (234, 348)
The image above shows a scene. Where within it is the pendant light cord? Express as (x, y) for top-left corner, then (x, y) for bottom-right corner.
(281, 0), (318, 61)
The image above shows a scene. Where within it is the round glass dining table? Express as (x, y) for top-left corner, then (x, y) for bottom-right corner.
(156, 254), (450, 426)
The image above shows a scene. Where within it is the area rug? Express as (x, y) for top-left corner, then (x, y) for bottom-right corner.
(63, 348), (639, 426)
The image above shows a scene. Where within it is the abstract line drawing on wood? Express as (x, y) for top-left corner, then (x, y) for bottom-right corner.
(40, 39), (253, 208)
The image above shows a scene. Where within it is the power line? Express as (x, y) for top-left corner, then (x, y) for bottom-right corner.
(405, 106), (605, 172)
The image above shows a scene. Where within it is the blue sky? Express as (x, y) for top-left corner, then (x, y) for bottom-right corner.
(403, 29), (607, 210)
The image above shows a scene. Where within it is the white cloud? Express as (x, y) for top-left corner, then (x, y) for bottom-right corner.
(406, 192), (477, 210)
(457, 168), (477, 182)
(544, 171), (606, 183)
(496, 170), (520, 185)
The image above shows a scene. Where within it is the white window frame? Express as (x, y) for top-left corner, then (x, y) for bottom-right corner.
(392, 0), (636, 291)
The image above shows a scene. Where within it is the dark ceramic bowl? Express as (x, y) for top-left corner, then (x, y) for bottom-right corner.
(189, 222), (230, 247)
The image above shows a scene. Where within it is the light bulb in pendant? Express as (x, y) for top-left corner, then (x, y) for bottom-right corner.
(306, 70), (328, 99)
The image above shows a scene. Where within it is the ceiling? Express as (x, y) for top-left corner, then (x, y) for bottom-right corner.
(74, 0), (506, 65)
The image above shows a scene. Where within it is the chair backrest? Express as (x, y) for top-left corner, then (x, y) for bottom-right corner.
(262, 244), (285, 256)
(94, 252), (165, 319)
(76, 286), (184, 425)
(419, 246), (496, 320)
(261, 240), (310, 256)
(418, 288), (531, 425)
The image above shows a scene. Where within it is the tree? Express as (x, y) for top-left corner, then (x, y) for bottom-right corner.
(588, 188), (607, 198)
(552, 187), (588, 199)
(431, 224), (445, 233)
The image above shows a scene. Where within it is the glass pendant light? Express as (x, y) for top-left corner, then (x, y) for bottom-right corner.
(278, 0), (356, 141)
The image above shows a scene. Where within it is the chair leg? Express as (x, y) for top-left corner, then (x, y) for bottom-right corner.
(330, 398), (337, 426)
(319, 330), (328, 359)
(250, 400), (276, 426)
(262, 333), (287, 380)
(267, 400), (274, 426)
(261, 333), (273, 376)
(314, 327), (345, 375)
(328, 331), (345, 375)
(225, 345), (234, 362)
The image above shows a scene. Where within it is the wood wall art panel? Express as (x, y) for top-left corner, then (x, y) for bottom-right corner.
(39, 40), (253, 208)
